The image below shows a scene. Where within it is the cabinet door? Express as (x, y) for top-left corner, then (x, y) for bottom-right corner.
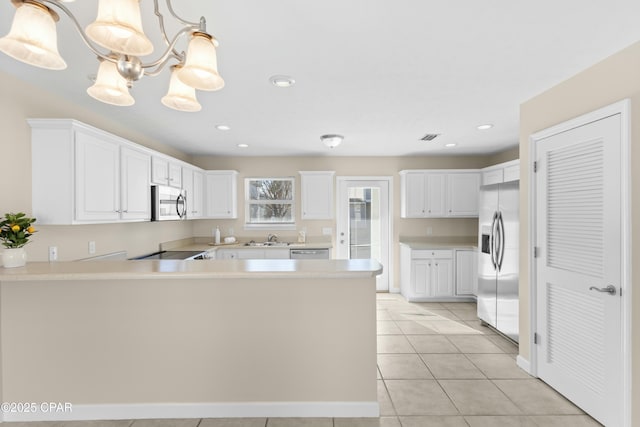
(151, 157), (169, 185)
(237, 249), (265, 259)
(216, 249), (237, 259)
(206, 172), (238, 218)
(265, 249), (291, 259)
(300, 171), (334, 219)
(446, 173), (479, 217)
(168, 162), (182, 188)
(120, 146), (150, 221)
(432, 258), (453, 297)
(455, 250), (477, 296)
(191, 170), (204, 218)
(426, 174), (445, 217)
(182, 167), (194, 217)
(411, 259), (430, 297)
(401, 173), (426, 217)
(75, 131), (120, 222)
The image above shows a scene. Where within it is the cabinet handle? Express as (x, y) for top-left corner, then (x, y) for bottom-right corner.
(122, 210), (128, 213)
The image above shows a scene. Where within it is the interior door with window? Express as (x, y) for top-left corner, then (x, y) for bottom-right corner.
(337, 178), (391, 291)
(534, 111), (624, 426)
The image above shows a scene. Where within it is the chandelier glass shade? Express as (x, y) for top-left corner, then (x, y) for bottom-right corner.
(178, 32), (224, 91)
(85, 0), (153, 56)
(161, 65), (201, 112)
(0, 0), (224, 112)
(0, 1), (66, 70)
(87, 58), (135, 106)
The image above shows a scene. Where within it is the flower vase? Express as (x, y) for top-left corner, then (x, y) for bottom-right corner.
(2, 247), (27, 268)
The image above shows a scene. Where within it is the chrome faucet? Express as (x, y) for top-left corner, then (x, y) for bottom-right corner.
(267, 233), (278, 243)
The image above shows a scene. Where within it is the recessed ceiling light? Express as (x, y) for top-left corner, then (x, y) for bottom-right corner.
(445, 143), (457, 148)
(269, 75), (296, 87)
(215, 125), (231, 131)
(237, 144), (249, 148)
(477, 124), (493, 130)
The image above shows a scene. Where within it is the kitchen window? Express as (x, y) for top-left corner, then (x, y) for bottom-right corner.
(245, 178), (295, 229)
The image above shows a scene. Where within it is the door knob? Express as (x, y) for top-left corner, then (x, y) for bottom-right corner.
(589, 285), (616, 295)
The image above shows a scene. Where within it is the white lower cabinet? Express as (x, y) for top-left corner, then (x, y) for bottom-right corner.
(214, 248), (290, 260)
(455, 249), (478, 296)
(400, 244), (476, 302)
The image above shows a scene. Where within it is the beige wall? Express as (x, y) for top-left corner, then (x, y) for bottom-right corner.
(192, 155), (508, 290)
(2, 275), (377, 414)
(519, 41), (640, 423)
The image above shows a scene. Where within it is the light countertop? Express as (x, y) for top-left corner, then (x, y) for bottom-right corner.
(399, 236), (478, 250)
(0, 259), (382, 281)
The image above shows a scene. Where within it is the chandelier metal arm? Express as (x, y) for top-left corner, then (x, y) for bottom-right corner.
(38, 0), (113, 62)
(153, 0), (206, 62)
(140, 26), (192, 71)
(164, 0), (204, 30)
(39, 0), (202, 76)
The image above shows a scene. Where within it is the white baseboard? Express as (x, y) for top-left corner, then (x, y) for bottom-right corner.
(516, 355), (532, 375)
(1, 401), (380, 422)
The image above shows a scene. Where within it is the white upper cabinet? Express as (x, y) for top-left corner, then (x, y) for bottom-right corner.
(400, 170), (479, 218)
(299, 171), (335, 220)
(481, 159), (520, 186)
(120, 146), (151, 221)
(205, 170), (238, 218)
(75, 130), (121, 222)
(183, 167), (205, 219)
(400, 172), (445, 217)
(446, 173), (480, 217)
(152, 156), (182, 188)
(30, 119), (151, 224)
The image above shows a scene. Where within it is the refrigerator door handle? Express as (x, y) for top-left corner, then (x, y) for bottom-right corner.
(490, 211), (498, 270)
(497, 211), (506, 271)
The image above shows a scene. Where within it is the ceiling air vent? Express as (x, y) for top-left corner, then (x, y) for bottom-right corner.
(420, 133), (441, 142)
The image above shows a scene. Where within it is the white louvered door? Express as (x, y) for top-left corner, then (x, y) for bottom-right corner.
(535, 113), (622, 426)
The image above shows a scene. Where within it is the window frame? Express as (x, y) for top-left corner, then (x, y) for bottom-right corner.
(244, 177), (296, 230)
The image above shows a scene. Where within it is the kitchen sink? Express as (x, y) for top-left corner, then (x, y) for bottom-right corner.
(244, 241), (290, 247)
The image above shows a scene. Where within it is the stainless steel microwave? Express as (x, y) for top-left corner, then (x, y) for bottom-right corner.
(151, 185), (187, 221)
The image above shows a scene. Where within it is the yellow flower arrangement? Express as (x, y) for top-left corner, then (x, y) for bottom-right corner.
(0, 213), (37, 248)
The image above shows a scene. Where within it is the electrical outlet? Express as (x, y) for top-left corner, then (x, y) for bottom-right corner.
(228, 227), (234, 236)
(322, 227), (332, 236)
(88, 241), (96, 254)
(48, 246), (58, 262)
(427, 227), (433, 236)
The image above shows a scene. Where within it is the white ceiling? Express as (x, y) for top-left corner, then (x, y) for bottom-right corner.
(1, 0), (639, 157)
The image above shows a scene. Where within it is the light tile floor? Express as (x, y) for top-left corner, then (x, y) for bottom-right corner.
(6, 294), (602, 427)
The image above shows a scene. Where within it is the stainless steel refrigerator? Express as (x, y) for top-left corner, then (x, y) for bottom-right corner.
(477, 181), (519, 342)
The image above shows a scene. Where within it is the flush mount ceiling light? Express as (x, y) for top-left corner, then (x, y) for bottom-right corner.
(0, 0), (225, 112)
(320, 134), (343, 148)
(445, 143), (457, 148)
(477, 124), (494, 130)
(269, 75), (295, 87)
(215, 124), (230, 131)
(237, 143), (249, 148)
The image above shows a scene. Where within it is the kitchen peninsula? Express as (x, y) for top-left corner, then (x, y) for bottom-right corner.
(0, 259), (381, 422)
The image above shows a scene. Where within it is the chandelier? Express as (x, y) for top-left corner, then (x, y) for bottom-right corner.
(0, 0), (225, 112)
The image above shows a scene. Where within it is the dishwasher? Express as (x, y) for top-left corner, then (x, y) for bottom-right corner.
(290, 249), (330, 259)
